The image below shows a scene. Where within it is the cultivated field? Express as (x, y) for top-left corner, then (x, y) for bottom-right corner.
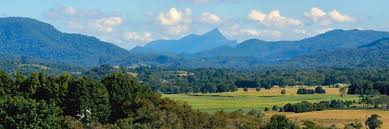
(266, 110), (389, 129)
(163, 87), (358, 112)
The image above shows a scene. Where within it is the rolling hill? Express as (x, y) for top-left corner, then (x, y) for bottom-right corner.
(0, 17), (130, 67)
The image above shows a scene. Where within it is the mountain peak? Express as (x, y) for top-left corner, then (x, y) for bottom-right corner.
(203, 28), (224, 38)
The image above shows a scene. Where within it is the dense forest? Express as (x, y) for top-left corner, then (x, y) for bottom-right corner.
(2, 70), (352, 129)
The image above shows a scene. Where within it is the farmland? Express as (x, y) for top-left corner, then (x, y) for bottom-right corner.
(163, 87), (359, 112)
(266, 110), (389, 129)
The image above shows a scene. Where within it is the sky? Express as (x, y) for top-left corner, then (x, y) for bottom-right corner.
(1, 0), (389, 49)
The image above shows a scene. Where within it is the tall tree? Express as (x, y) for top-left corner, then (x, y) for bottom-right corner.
(101, 72), (158, 122)
(365, 114), (382, 129)
(64, 77), (111, 124)
(0, 71), (15, 96)
(0, 96), (62, 129)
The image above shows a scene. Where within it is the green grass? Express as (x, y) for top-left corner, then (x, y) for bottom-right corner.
(163, 87), (359, 113)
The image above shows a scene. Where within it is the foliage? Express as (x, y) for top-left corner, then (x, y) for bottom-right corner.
(0, 96), (62, 129)
(297, 88), (315, 94)
(365, 114), (382, 129)
(283, 100), (354, 113)
(281, 89), (286, 95)
(315, 86), (326, 94)
(264, 115), (299, 129)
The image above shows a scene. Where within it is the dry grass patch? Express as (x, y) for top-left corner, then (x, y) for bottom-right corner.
(266, 110), (389, 129)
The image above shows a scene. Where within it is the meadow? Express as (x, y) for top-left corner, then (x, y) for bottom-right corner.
(163, 87), (359, 112)
(267, 110), (389, 129)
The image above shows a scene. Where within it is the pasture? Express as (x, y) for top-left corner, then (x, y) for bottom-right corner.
(163, 87), (358, 112)
(266, 110), (389, 129)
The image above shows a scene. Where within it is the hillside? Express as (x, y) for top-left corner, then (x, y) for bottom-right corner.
(0, 17), (130, 67)
(197, 29), (389, 62)
(281, 38), (389, 68)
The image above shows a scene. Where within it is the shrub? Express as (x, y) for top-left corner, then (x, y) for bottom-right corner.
(297, 88), (315, 94)
(314, 86), (326, 94)
(243, 87), (248, 92)
(272, 105), (278, 111)
(255, 87), (261, 92)
(264, 107), (270, 111)
(281, 89), (286, 95)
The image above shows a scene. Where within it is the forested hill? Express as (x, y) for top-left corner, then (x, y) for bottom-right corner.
(0, 17), (130, 67)
(281, 38), (389, 68)
(197, 29), (389, 60)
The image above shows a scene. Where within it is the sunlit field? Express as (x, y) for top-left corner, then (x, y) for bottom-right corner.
(266, 110), (389, 129)
(163, 87), (358, 112)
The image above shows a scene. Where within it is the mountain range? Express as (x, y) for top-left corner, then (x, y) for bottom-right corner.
(0, 17), (388, 70)
(132, 28), (236, 54)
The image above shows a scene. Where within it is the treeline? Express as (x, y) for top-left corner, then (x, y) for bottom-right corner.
(82, 66), (389, 94)
(296, 87), (326, 94)
(282, 100), (355, 113)
(348, 81), (389, 95)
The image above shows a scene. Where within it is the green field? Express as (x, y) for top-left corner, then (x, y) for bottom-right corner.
(163, 87), (359, 112)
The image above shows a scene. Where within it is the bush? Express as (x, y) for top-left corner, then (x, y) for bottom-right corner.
(314, 86), (326, 94)
(255, 87), (261, 92)
(264, 107), (270, 111)
(297, 88), (315, 94)
(272, 105), (278, 111)
(281, 89), (286, 95)
(243, 87), (248, 92)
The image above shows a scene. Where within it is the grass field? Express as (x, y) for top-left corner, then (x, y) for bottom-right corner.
(163, 87), (359, 112)
(266, 110), (389, 129)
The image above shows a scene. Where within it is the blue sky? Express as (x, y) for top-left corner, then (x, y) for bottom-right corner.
(1, 0), (389, 49)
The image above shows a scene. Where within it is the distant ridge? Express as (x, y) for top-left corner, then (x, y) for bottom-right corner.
(133, 28), (237, 54)
(0, 17), (130, 67)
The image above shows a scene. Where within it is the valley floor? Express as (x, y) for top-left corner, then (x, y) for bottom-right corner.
(163, 87), (358, 112)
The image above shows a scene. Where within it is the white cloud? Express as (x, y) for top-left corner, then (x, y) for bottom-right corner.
(158, 8), (192, 26)
(200, 12), (221, 24)
(248, 10), (302, 27)
(156, 8), (193, 36)
(305, 7), (355, 25)
(90, 17), (123, 33)
(46, 6), (124, 33)
(242, 29), (261, 37)
(329, 10), (354, 22)
(304, 7), (326, 22)
(123, 32), (153, 43)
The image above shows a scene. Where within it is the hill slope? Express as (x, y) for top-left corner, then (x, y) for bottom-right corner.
(281, 38), (389, 68)
(198, 29), (389, 61)
(0, 17), (130, 67)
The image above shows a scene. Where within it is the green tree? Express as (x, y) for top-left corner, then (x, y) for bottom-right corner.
(19, 72), (43, 96)
(0, 96), (62, 129)
(272, 105), (278, 111)
(243, 87), (248, 92)
(359, 89), (380, 108)
(281, 89), (286, 95)
(64, 77), (111, 124)
(256, 87), (261, 92)
(365, 114), (382, 129)
(264, 114), (299, 129)
(0, 71), (15, 96)
(101, 73), (158, 122)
